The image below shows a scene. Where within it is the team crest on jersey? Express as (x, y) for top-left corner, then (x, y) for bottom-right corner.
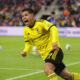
(36, 28), (39, 32)
(46, 22), (49, 27)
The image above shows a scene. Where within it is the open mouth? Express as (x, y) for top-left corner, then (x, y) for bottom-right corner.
(23, 19), (30, 26)
(24, 20), (28, 23)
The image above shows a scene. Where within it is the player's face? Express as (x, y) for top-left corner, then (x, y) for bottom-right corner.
(22, 11), (35, 27)
(51, 14), (55, 18)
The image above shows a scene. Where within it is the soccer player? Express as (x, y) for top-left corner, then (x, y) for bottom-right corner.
(47, 11), (57, 26)
(21, 8), (80, 80)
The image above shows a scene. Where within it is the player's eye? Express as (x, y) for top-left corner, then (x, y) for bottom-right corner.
(25, 14), (28, 16)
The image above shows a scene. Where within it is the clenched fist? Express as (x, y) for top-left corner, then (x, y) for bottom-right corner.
(52, 42), (59, 51)
(21, 51), (27, 57)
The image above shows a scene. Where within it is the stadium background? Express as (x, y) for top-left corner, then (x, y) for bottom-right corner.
(0, 0), (80, 80)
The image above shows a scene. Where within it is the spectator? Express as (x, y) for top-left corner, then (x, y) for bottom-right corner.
(56, 0), (80, 27)
(47, 12), (57, 26)
(0, 0), (53, 26)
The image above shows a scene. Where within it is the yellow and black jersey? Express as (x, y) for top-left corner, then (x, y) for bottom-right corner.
(23, 20), (61, 60)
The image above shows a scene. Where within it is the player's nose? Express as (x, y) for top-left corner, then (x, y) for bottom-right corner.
(23, 17), (28, 21)
(23, 16), (26, 19)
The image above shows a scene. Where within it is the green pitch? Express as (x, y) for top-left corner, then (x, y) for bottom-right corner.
(0, 36), (80, 80)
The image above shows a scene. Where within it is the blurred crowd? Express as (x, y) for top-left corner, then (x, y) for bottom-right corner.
(56, 0), (80, 27)
(0, 0), (53, 26)
(0, 0), (80, 27)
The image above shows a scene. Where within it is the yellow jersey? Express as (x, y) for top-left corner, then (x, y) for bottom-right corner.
(23, 20), (61, 60)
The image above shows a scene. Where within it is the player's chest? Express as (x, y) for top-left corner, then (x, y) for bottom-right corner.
(26, 27), (44, 39)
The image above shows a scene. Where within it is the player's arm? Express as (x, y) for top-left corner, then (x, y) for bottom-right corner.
(43, 20), (59, 51)
(49, 26), (59, 51)
(21, 28), (32, 57)
(21, 41), (32, 57)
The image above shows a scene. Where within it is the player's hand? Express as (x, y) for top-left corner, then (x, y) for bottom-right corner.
(52, 42), (59, 51)
(21, 51), (27, 57)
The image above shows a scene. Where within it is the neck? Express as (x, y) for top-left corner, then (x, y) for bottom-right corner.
(29, 20), (36, 28)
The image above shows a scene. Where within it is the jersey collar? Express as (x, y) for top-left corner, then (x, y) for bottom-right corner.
(29, 20), (36, 28)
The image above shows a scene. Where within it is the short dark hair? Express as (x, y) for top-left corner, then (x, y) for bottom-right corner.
(51, 11), (55, 14)
(22, 8), (34, 14)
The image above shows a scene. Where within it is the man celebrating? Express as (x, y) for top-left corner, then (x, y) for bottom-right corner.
(21, 8), (80, 80)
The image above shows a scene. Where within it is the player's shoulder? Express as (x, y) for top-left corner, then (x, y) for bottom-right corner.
(23, 26), (29, 29)
(36, 19), (48, 23)
(36, 19), (51, 26)
(23, 26), (30, 31)
(36, 19), (44, 22)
